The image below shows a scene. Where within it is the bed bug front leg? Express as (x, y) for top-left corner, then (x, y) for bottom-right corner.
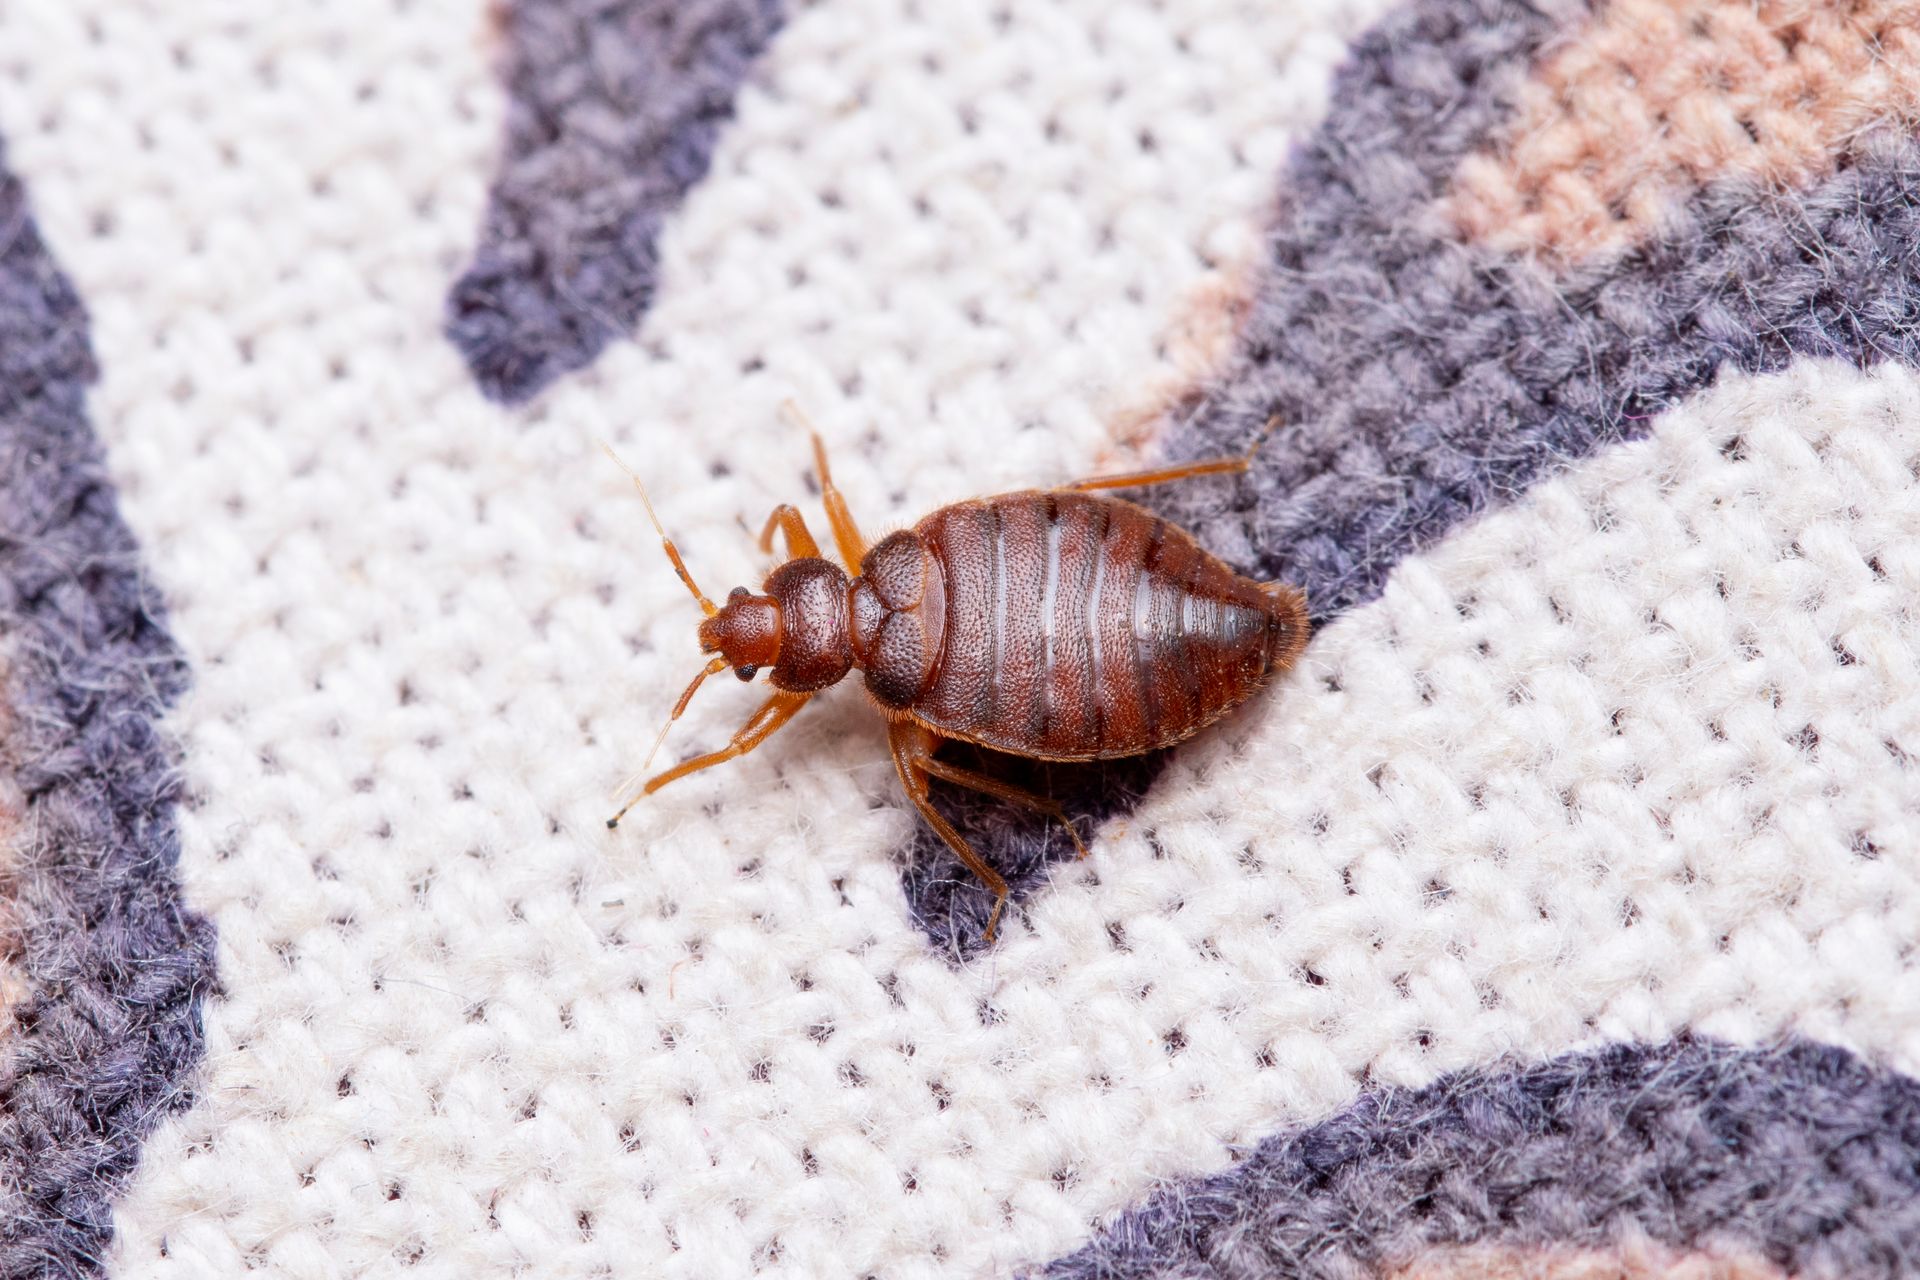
(608, 689), (812, 828)
(758, 504), (823, 560)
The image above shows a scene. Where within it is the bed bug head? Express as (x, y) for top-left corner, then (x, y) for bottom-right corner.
(698, 586), (780, 680)
(600, 445), (850, 835)
(696, 559), (853, 691)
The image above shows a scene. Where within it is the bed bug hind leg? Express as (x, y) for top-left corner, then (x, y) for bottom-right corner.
(888, 721), (1013, 941)
(1063, 456), (1250, 492)
(1063, 412), (1281, 493)
(913, 754), (1090, 861)
(608, 690), (812, 828)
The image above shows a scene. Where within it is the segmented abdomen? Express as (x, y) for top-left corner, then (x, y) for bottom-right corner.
(911, 490), (1304, 760)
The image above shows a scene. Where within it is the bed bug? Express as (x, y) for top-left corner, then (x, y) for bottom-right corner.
(605, 417), (1309, 941)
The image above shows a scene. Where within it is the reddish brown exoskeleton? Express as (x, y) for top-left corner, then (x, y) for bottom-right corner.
(606, 419), (1309, 940)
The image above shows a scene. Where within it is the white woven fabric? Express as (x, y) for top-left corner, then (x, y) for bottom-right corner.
(1, 0), (1915, 1277)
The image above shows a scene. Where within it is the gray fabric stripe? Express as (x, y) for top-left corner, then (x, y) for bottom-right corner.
(447, 0), (787, 404)
(1031, 1037), (1920, 1279)
(0, 140), (216, 1277)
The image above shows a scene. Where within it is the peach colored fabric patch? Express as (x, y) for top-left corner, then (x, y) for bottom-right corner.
(1390, 1239), (1792, 1280)
(1445, 0), (1920, 264)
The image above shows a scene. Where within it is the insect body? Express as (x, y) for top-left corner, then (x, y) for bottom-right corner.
(608, 429), (1309, 940)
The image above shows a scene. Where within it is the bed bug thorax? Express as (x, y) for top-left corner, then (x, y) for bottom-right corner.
(604, 413), (1309, 941)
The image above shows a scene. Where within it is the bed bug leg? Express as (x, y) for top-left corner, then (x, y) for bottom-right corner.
(913, 755), (1090, 861)
(758, 504), (823, 559)
(780, 400), (868, 568)
(888, 721), (1015, 940)
(608, 689), (813, 827)
(811, 432), (868, 569)
(1063, 412), (1281, 493)
(1063, 456), (1251, 492)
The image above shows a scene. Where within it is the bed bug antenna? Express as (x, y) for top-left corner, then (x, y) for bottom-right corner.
(608, 654), (731, 829)
(600, 441), (718, 618)
(777, 397), (816, 435)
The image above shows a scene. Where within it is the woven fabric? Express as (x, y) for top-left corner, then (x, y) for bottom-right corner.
(0, 139), (215, 1274)
(0, 0), (1915, 1277)
(1045, 1038), (1920, 1279)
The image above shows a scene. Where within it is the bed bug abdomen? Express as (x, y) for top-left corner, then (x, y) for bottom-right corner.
(913, 490), (1305, 760)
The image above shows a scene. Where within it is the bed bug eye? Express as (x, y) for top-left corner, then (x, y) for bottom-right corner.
(735, 664), (758, 681)
(729, 586), (750, 600)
